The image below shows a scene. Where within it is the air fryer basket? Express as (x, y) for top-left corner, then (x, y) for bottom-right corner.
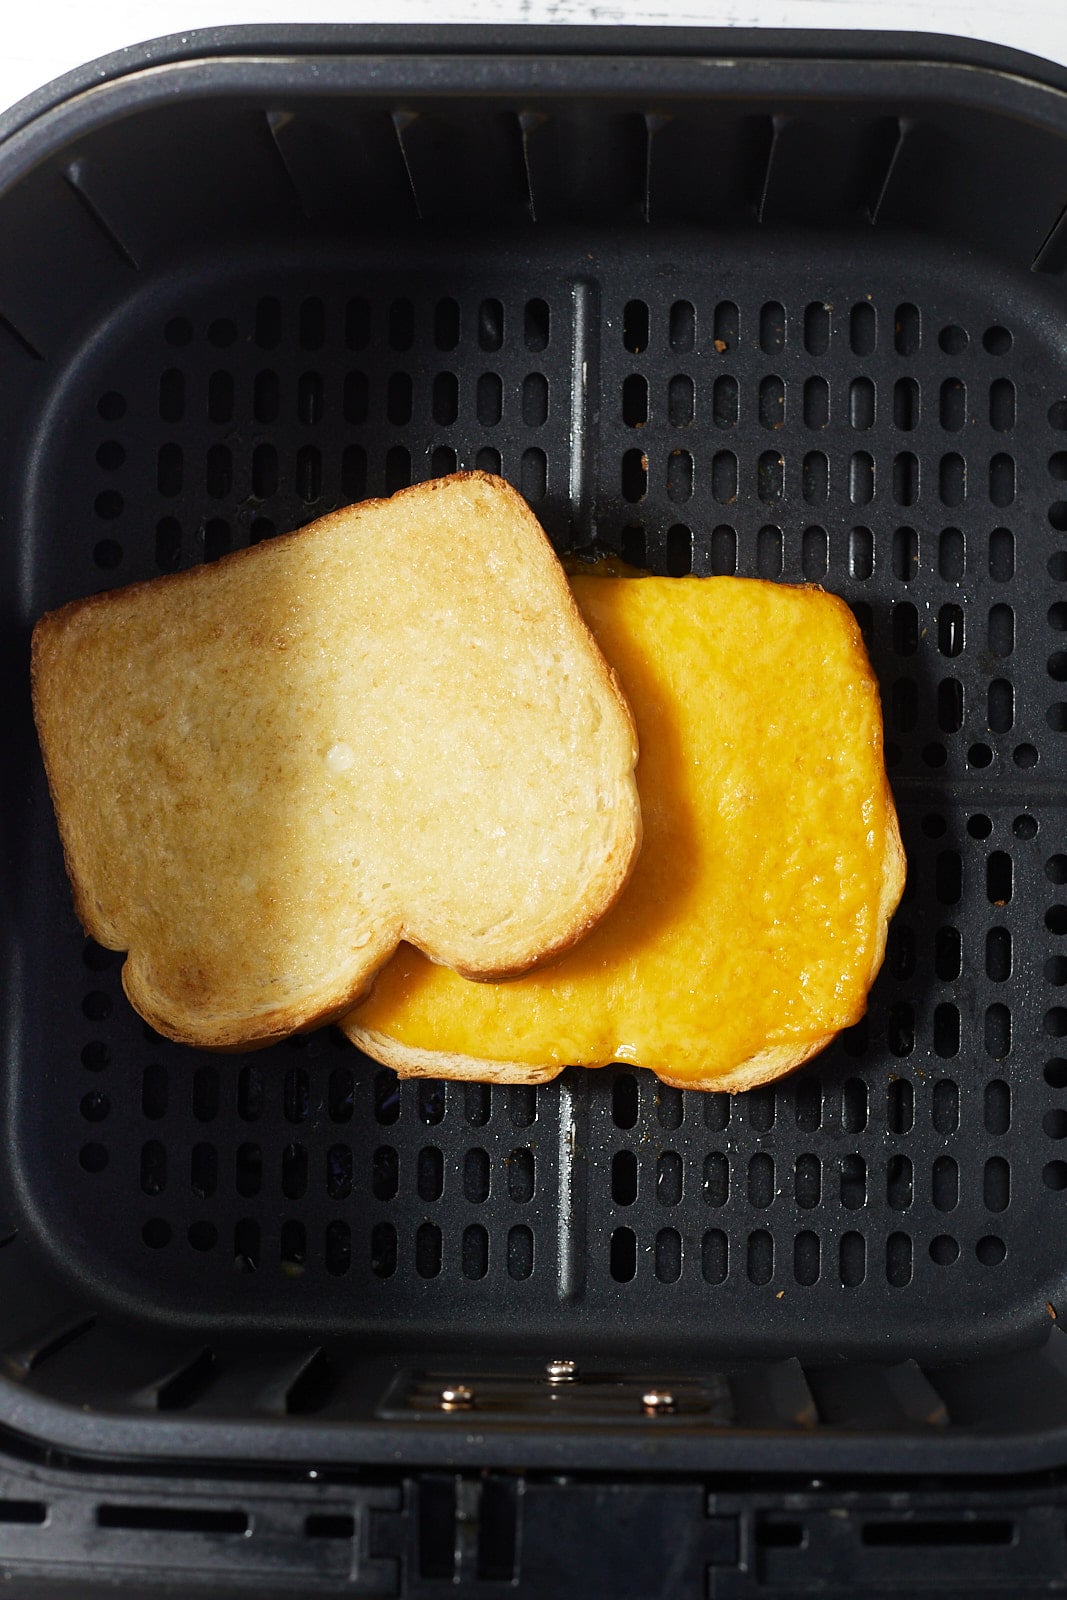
(2, 28), (1067, 1484)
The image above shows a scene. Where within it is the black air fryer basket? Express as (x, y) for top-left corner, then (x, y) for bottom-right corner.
(4, 26), (1067, 1596)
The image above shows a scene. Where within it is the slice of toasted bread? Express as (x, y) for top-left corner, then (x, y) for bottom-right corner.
(31, 473), (640, 1049)
(343, 573), (905, 1093)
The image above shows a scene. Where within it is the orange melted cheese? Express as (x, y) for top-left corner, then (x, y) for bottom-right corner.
(346, 575), (903, 1088)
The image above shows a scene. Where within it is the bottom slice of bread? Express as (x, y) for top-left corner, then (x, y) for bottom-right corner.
(343, 572), (905, 1093)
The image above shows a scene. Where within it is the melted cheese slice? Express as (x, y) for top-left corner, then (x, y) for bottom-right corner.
(344, 575), (904, 1090)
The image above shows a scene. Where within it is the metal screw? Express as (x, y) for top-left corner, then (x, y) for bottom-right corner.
(642, 1389), (676, 1416)
(439, 1385), (475, 1411)
(545, 1359), (579, 1384)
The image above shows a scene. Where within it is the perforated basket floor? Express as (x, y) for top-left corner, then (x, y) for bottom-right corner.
(3, 36), (1067, 1471)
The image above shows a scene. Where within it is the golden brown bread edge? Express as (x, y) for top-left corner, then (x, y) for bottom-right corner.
(31, 473), (642, 1049)
(345, 781), (906, 1094)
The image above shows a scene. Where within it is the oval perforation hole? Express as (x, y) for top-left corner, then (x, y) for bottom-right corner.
(794, 1079), (821, 1133)
(984, 1155), (1010, 1212)
(509, 1086), (536, 1128)
(849, 376), (874, 429)
(840, 1153), (865, 1209)
(937, 678), (963, 733)
(233, 1219), (259, 1273)
(667, 452), (693, 505)
(759, 374), (784, 429)
(327, 1145), (352, 1201)
(704, 1092), (731, 1133)
(990, 453), (1015, 507)
(940, 454), (965, 507)
(416, 1080), (445, 1126)
(462, 1224), (488, 1280)
(235, 1142), (262, 1199)
(985, 1003), (1011, 1059)
(802, 453), (828, 506)
(795, 1152), (822, 1209)
(711, 374), (737, 429)
(759, 302), (785, 355)
(655, 1228), (681, 1283)
(622, 373), (647, 426)
(463, 1148), (490, 1204)
(610, 1226), (636, 1282)
(620, 300), (646, 354)
(713, 300), (737, 352)
(803, 376), (829, 429)
(804, 301), (830, 355)
(894, 377), (919, 431)
(656, 1085), (683, 1130)
(932, 1155), (958, 1212)
(887, 1154), (913, 1210)
(324, 1220), (350, 1277)
(280, 1219), (306, 1275)
(668, 372), (694, 427)
(704, 1152), (729, 1207)
(709, 525), (736, 575)
(886, 1232), (912, 1286)
(477, 299), (502, 352)
(702, 1230), (728, 1284)
(432, 371), (458, 426)
(840, 1232), (865, 1287)
(793, 1231), (820, 1286)
(387, 299), (413, 352)
(933, 1004), (960, 1058)
(987, 851), (1012, 905)
(747, 1230), (773, 1285)
(621, 449), (646, 503)
(612, 1074), (638, 1128)
(888, 926), (915, 982)
(191, 1142), (217, 1199)
(757, 525), (783, 578)
(849, 526), (873, 579)
(887, 1077), (914, 1131)
(747, 1152), (774, 1208)
(416, 1222), (442, 1279)
(748, 1086), (775, 1133)
(522, 372), (548, 427)
(372, 1145), (398, 1202)
(140, 1140), (166, 1197)
(850, 302), (876, 355)
(417, 1146), (443, 1203)
(888, 1005), (915, 1059)
(296, 441), (322, 503)
(894, 303), (919, 355)
(939, 526), (965, 582)
(850, 452), (874, 506)
(891, 526), (916, 583)
(371, 1221), (397, 1279)
(465, 1084), (490, 1126)
(712, 451), (737, 505)
(936, 852), (962, 906)
(984, 1080), (1011, 1134)
(192, 1066), (219, 1123)
(670, 299), (695, 351)
(612, 1149), (638, 1205)
(508, 1148), (535, 1203)
(940, 377), (965, 432)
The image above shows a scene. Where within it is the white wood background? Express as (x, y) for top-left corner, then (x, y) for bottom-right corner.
(2, 0), (1066, 122)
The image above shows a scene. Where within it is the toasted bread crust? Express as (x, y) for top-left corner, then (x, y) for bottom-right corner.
(32, 474), (641, 1049)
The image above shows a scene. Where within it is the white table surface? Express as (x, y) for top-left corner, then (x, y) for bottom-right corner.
(2, 0), (1066, 124)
